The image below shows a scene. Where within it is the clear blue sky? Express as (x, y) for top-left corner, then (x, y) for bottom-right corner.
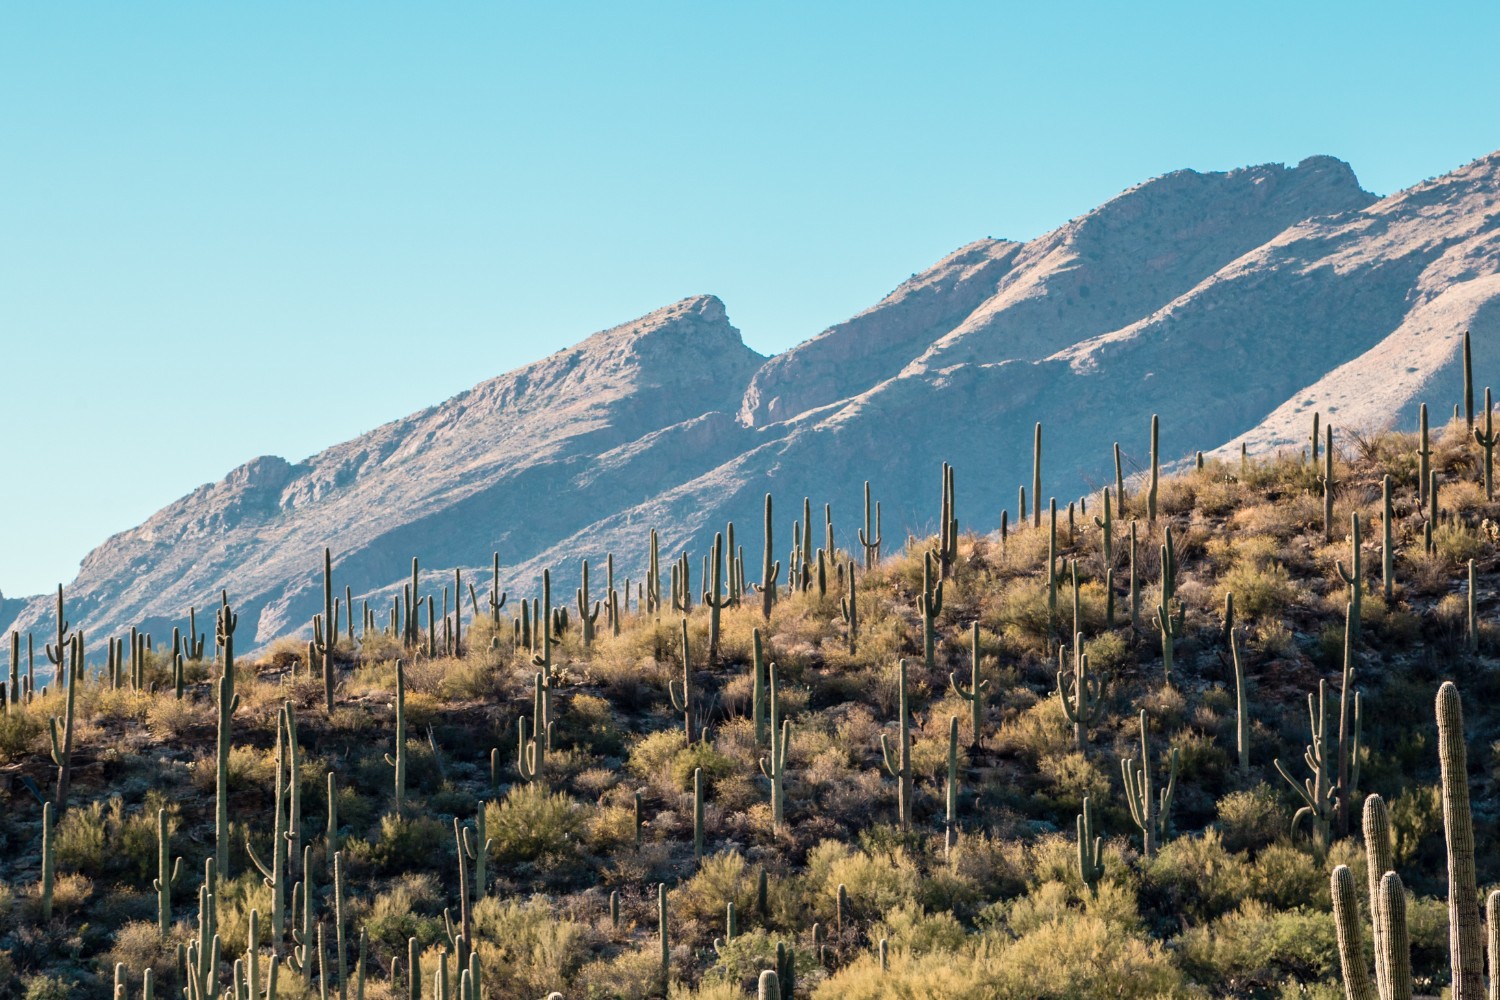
(2, 2), (1497, 596)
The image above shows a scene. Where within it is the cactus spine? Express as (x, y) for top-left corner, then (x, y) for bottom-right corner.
(1121, 710), (1176, 859)
(384, 659), (407, 812)
(950, 622), (990, 749)
(880, 659), (914, 831)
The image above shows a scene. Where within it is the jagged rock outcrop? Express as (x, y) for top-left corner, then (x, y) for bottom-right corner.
(7, 150), (1500, 652)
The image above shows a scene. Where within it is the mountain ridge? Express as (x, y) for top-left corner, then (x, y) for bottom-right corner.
(8, 149), (1500, 651)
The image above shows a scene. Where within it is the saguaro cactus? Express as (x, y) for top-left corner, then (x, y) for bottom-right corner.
(880, 659), (914, 831)
(755, 494), (781, 620)
(669, 618), (696, 742)
(1336, 512), (1364, 647)
(759, 662), (790, 833)
(215, 600), (240, 881)
(705, 534), (729, 663)
(384, 659), (408, 813)
(950, 623), (990, 749)
(1476, 387), (1497, 499)
(840, 559), (859, 654)
(1033, 423), (1043, 528)
(858, 480), (882, 570)
(919, 552), (943, 672)
(944, 716), (960, 857)
(153, 808), (181, 934)
(1058, 632), (1108, 750)
(576, 560), (601, 649)
(1121, 710), (1177, 859)
(1077, 794), (1104, 896)
(1436, 681), (1483, 998)
(1147, 414), (1160, 522)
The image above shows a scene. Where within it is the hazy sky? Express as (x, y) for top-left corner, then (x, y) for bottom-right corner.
(3, 2), (1498, 596)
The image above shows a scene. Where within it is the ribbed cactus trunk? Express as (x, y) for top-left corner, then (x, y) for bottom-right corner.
(1436, 682), (1483, 999)
(880, 659), (913, 831)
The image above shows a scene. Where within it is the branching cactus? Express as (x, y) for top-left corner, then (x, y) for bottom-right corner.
(751, 629), (768, 746)
(1418, 403), (1432, 505)
(1057, 631), (1107, 750)
(532, 569), (558, 675)
(152, 808), (181, 935)
(1475, 386), (1496, 499)
(1336, 512), (1364, 647)
(576, 560), (601, 649)
(1077, 794), (1104, 896)
(759, 662), (790, 834)
(950, 623), (990, 749)
(246, 704), (290, 947)
(880, 659), (914, 831)
(705, 534), (729, 663)
(919, 552), (943, 672)
(858, 480), (882, 570)
(1121, 710), (1177, 859)
(1093, 486), (1114, 566)
(754, 494), (781, 620)
(45, 586), (77, 810)
(1274, 678), (1345, 854)
(669, 618), (696, 742)
(461, 805), (492, 903)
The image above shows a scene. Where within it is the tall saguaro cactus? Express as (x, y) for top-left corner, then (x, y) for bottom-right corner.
(756, 494), (781, 620)
(669, 618), (696, 742)
(880, 659), (914, 831)
(1121, 710), (1177, 859)
(919, 552), (943, 672)
(384, 659), (408, 813)
(1436, 681), (1483, 999)
(759, 662), (790, 834)
(215, 599), (240, 882)
(858, 480), (882, 570)
(950, 622), (990, 749)
(1058, 631), (1107, 750)
(1475, 386), (1497, 499)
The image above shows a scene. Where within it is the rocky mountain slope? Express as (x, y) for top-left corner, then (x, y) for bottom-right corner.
(8, 149), (1500, 650)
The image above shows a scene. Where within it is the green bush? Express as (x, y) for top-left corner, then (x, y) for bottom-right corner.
(485, 784), (584, 864)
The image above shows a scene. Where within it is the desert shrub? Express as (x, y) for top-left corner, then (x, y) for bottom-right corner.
(1144, 829), (1245, 924)
(484, 784), (584, 864)
(1176, 899), (1337, 986)
(363, 874), (445, 954)
(356, 814), (450, 874)
(627, 729), (688, 789)
(470, 896), (589, 996)
(1216, 783), (1284, 853)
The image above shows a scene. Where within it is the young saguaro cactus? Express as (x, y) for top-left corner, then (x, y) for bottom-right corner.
(880, 659), (914, 832)
(1033, 423), (1043, 528)
(950, 623), (990, 750)
(935, 462), (958, 579)
(40, 800), (55, 922)
(944, 715), (960, 858)
(1121, 710), (1177, 859)
(316, 547), (338, 713)
(1147, 414), (1161, 522)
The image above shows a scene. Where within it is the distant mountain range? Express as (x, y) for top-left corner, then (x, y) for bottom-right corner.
(8, 148), (1500, 650)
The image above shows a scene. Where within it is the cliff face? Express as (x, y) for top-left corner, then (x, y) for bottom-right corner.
(9, 150), (1500, 651)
